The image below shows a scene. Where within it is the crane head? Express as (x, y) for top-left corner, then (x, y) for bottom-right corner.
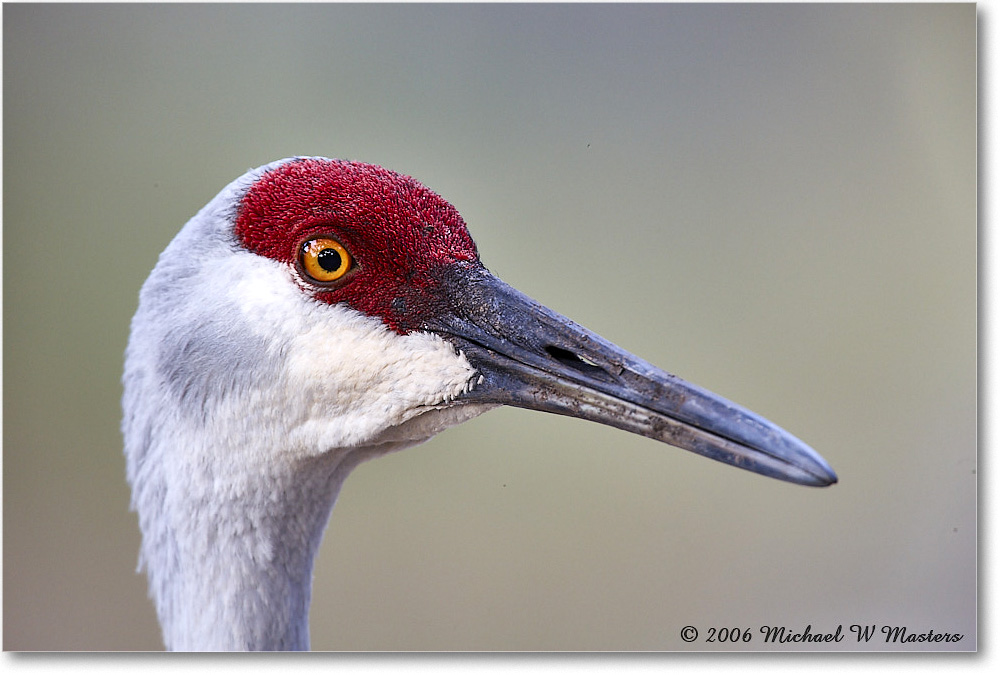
(127, 156), (835, 492)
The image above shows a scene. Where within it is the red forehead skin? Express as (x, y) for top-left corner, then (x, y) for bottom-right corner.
(234, 158), (481, 333)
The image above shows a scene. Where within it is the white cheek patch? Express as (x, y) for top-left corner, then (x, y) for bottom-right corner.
(285, 316), (479, 450)
(227, 256), (479, 454)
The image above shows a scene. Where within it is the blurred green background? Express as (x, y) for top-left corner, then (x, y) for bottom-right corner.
(3, 3), (975, 651)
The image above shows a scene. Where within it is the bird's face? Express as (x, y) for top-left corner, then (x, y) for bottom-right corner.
(211, 157), (835, 485)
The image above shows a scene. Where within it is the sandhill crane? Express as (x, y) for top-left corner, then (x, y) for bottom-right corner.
(122, 157), (836, 651)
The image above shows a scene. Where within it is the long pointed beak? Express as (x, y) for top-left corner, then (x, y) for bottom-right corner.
(424, 263), (837, 487)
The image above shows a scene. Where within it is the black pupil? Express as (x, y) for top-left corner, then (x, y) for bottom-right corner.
(317, 247), (343, 272)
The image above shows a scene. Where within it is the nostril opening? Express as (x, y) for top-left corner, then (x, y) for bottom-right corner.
(545, 345), (606, 376)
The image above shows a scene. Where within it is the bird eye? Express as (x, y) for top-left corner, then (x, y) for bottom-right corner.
(299, 237), (353, 283)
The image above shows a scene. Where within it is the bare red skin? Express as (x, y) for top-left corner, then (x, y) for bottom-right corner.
(235, 158), (480, 333)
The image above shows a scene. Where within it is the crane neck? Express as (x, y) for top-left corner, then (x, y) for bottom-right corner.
(137, 442), (371, 651)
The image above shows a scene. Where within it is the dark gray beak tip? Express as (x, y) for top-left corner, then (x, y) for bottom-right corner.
(785, 437), (838, 487)
(793, 462), (839, 487)
(810, 459), (839, 487)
